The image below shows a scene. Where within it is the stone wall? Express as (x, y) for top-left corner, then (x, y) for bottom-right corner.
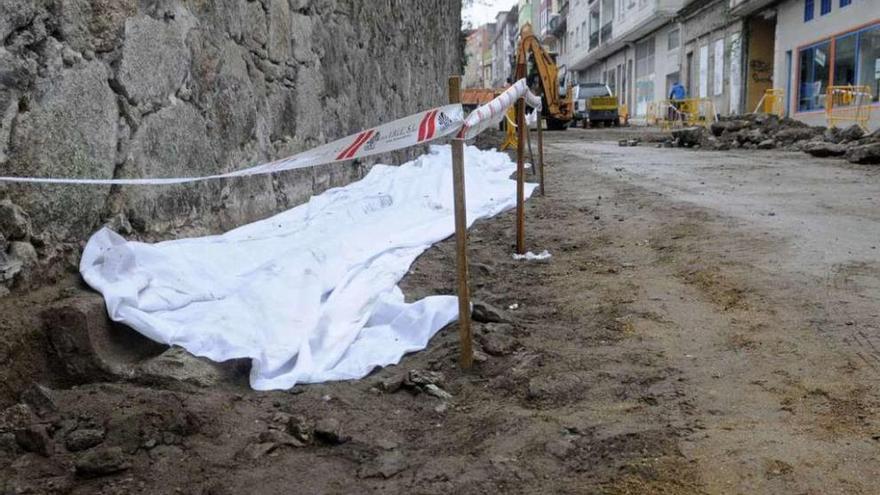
(0, 0), (462, 248)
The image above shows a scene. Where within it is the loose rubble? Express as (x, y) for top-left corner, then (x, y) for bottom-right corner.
(662, 114), (880, 164)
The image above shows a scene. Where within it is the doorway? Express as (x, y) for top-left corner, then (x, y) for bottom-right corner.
(686, 51), (694, 97)
(745, 13), (777, 113)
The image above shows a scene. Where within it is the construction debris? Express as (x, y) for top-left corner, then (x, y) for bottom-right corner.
(664, 114), (880, 164)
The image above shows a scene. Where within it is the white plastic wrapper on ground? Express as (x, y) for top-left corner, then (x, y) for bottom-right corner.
(512, 250), (552, 261)
(80, 145), (537, 390)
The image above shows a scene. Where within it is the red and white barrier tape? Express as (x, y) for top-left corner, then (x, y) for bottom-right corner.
(0, 104), (464, 185)
(458, 79), (542, 140)
(525, 90), (542, 111)
(0, 80), (544, 186)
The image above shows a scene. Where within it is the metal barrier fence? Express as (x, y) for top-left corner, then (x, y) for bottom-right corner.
(754, 89), (785, 116)
(646, 98), (718, 129)
(826, 85), (873, 131)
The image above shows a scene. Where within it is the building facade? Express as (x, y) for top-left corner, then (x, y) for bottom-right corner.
(471, 0), (879, 129)
(774, 0), (879, 127)
(564, 0), (687, 116)
(464, 24), (497, 88)
(492, 8), (520, 88)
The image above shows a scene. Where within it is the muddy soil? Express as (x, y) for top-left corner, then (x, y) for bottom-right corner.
(2, 127), (879, 494)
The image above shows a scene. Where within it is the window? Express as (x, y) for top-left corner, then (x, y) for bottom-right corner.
(833, 34), (857, 86)
(840, 0), (851, 6)
(804, 0), (814, 21)
(797, 42), (830, 111)
(602, 0), (614, 25)
(589, 9), (600, 49)
(820, 0), (831, 15)
(635, 38), (655, 116)
(857, 25), (880, 102)
(668, 28), (680, 50)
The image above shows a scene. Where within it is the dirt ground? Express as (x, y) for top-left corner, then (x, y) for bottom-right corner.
(2, 126), (880, 494)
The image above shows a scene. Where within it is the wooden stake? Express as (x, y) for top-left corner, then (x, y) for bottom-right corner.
(537, 115), (545, 196)
(515, 96), (526, 255)
(448, 76), (473, 369)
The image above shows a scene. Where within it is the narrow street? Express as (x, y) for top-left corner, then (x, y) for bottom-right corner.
(3, 128), (880, 494)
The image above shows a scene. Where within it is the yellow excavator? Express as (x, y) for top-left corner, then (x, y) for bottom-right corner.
(514, 24), (574, 130)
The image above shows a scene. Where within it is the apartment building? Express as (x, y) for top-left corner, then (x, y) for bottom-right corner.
(492, 8), (520, 88)
(475, 0), (879, 128)
(464, 24), (497, 89)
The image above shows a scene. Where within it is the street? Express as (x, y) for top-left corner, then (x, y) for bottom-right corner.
(3, 127), (879, 494)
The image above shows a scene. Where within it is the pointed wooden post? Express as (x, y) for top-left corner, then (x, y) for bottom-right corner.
(515, 95), (526, 255)
(448, 76), (473, 369)
(536, 113), (545, 196)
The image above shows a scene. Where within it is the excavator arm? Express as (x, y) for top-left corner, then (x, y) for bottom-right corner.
(515, 24), (573, 129)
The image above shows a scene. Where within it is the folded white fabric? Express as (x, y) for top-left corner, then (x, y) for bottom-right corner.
(81, 145), (536, 390)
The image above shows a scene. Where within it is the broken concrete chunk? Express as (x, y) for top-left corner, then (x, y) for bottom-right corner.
(75, 447), (130, 477)
(43, 293), (168, 383)
(314, 418), (350, 445)
(671, 127), (706, 148)
(19, 383), (57, 418)
(838, 124), (865, 142)
(472, 300), (509, 323)
(756, 139), (775, 150)
(14, 424), (53, 456)
(846, 142), (880, 165)
(138, 346), (225, 388)
(477, 331), (518, 357)
(804, 141), (847, 158)
(8, 241), (37, 266)
(65, 428), (105, 452)
(0, 199), (32, 241)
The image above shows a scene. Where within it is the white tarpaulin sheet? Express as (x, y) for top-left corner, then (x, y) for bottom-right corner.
(81, 145), (536, 390)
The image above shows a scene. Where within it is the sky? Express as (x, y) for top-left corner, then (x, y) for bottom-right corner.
(462, 0), (519, 28)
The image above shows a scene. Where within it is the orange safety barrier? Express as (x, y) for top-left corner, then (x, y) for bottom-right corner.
(754, 89), (785, 117)
(826, 85), (872, 131)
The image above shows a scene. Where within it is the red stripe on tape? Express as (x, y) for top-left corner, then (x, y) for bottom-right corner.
(336, 131), (371, 161)
(419, 110), (438, 143)
(417, 111), (432, 142)
(343, 130), (374, 159)
(336, 131), (368, 161)
(424, 110), (438, 141)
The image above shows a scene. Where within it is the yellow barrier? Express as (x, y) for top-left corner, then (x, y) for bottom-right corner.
(500, 107), (518, 150)
(754, 89), (784, 116)
(647, 98), (717, 129)
(826, 85), (872, 131)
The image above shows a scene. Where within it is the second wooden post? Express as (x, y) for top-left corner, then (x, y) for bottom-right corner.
(515, 95), (526, 255)
(448, 76), (473, 369)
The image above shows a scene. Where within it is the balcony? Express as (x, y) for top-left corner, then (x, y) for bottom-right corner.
(549, 13), (567, 36)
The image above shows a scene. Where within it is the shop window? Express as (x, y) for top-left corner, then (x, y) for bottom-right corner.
(833, 34), (857, 86)
(804, 0), (814, 21)
(857, 25), (880, 102)
(820, 0), (831, 15)
(798, 42), (830, 111)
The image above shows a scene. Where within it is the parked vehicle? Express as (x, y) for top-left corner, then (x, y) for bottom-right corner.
(572, 83), (619, 128)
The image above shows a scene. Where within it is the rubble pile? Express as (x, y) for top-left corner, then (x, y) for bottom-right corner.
(666, 114), (880, 164)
